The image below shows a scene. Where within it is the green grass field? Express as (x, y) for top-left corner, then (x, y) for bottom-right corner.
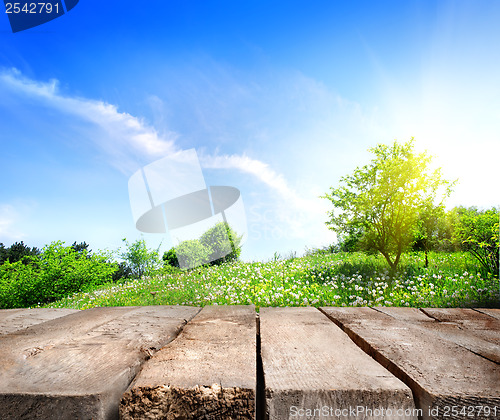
(43, 251), (499, 310)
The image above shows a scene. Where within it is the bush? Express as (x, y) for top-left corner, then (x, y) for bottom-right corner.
(336, 227), (363, 252)
(0, 241), (117, 309)
(452, 207), (499, 277)
(200, 222), (242, 265)
(169, 222), (243, 270)
(111, 261), (134, 282)
(163, 248), (180, 268)
(174, 239), (211, 269)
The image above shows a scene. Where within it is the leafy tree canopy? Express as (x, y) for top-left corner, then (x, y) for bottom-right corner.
(165, 222), (243, 270)
(322, 138), (455, 271)
(452, 206), (499, 277)
(119, 238), (161, 278)
(0, 241), (40, 265)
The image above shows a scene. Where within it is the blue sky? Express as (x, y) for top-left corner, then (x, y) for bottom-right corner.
(1, 0), (499, 262)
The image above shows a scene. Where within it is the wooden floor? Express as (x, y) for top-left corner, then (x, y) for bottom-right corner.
(0, 306), (498, 419)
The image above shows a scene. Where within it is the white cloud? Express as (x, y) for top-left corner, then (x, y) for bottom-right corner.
(200, 153), (318, 212)
(0, 68), (340, 256)
(200, 152), (335, 250)
(0, 68), (178, 173)
(1, 67), (319, 204)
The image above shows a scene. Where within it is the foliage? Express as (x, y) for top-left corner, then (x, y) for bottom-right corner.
(0, 241), (41, 265)
(174, 239), (211, 269)
(0, 241), (117, 309)
(71, 241), (92, 257)
(452, 207), (499, 277)
(200, 222), (242, 265)
(411, 205), (449, 267)
(322, 138), (454, 272)
(119, 238), (161, 278)
(44, 251), (499, 310)
(169, 222), (243, 270)
(336, 226), (364, 252)
(111, 261), (134, 282)
(163, 247), (180, 268)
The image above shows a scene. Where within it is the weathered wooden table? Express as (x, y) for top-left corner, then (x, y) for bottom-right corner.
(0, 306), (498, 419)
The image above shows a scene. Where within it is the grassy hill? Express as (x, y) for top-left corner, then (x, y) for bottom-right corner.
(44, 251), (499, 310)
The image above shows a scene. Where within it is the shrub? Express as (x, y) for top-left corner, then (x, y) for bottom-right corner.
(169, 222), (243, 270)
(174, 239), (210, 269)
(200, 222), (242, 265)
(453, 207), (499, 277)
(111, 261), (134, 282)
(0, 241), (117, 309)
(163, 248), (180, 268)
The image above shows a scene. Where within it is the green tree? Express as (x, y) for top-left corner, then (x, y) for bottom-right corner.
(119, 238), (161, 278)
(200, 222), (242, 265)
(71, 241), (91, 258)
(163, 247), (180, 268)
(411, 204), (447, 267)
(322, 138), (454, 272)
(452, 207), (499, 277)
(169, 222), (243, 270)
(0, 241), (116, 309)
(0, 241), (40, 265)
(174, 239), (210, 270)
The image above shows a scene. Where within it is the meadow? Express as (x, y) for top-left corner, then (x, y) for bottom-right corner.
(44, 251), (499, 310)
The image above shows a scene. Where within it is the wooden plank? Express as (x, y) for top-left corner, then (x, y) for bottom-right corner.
(321, 307), (500, 420)
(120, 305), (256, 420)
(0, 305), (199, 420)
(0, 308), (79, 335)
(261, 307), (417, 420)
(476, 308), (500, 320)
(377, 307), (500, 363)
(422, 307), (500, 330)
(421, 308), (500, 348)
(374, 307), (434, 323)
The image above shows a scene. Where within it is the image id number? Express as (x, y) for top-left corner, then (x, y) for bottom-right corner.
(5, 3), (59, 14)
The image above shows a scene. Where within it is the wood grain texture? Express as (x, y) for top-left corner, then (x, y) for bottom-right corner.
(120, 305), (256, 420)
(261, 307), (416, 419)
(377, 307), (500, 363)
(475, 308), (500, 320)
(0, 306), (199, 420)
(0, 308), (78, 335)
(321, 307), (500, 420)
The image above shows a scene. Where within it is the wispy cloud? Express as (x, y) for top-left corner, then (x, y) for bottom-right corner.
(0, 68), (336, 251)
(200, 152), (335, 248)
(201, 154), (293, 197)
(0, 68), (178, 173)
(0, 68), (315, 206)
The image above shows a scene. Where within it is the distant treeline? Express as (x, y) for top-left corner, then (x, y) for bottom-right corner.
(333, 206), (499, 277)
